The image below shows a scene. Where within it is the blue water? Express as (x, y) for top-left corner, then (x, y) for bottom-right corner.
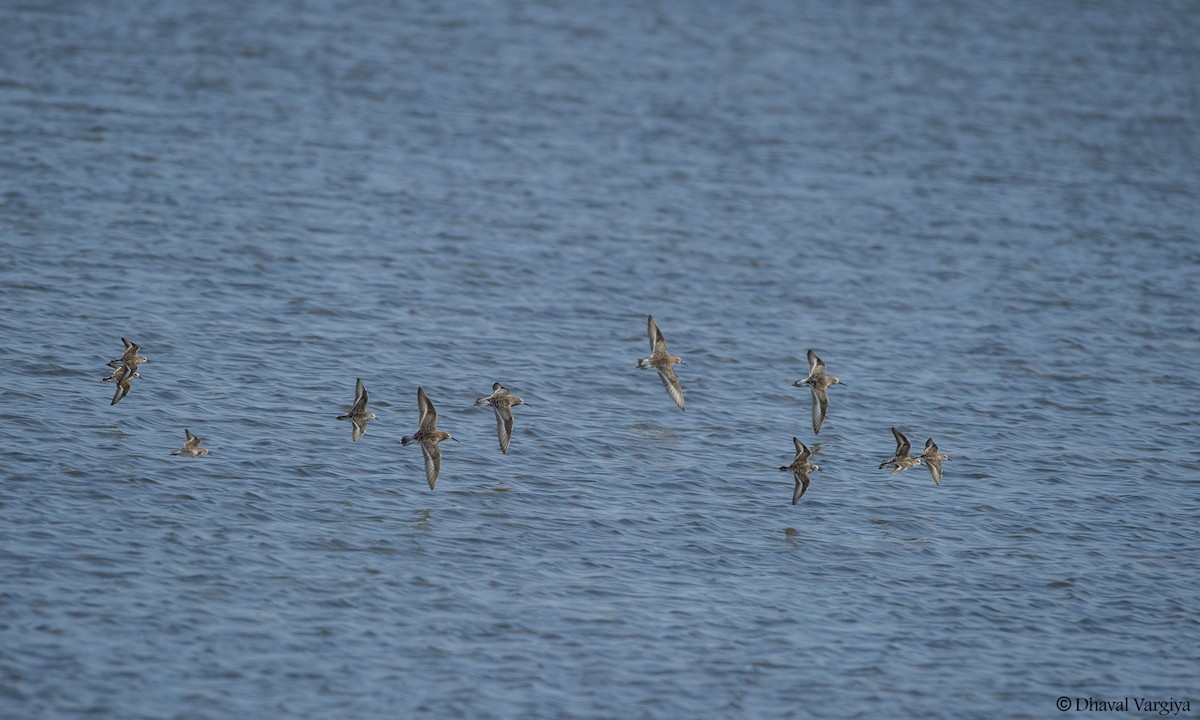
(2, 1), (1198, 717)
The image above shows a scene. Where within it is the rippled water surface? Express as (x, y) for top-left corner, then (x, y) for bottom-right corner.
(2, 1), (1198, 717)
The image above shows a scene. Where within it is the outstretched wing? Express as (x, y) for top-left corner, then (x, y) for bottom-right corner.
(352, 378), (369, 414)
(493, 404), (515, 454)
(111, 380), (131, 405)
(647, 315), (669, 355)
(657, 365), (685, 411)
(791, 471), (810, 504)
(925, 457), (943, 485)
(810, 386), (829, 434)
(417, 387), (438, 433)
(421, 440), (442, 490)
(807, 349), (824, 378)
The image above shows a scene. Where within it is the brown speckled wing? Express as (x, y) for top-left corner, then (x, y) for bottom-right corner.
(657, 365), (685, 411)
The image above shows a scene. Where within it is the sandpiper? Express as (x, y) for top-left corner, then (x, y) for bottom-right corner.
(792, 350), (843, 434)
(101, 363), (139, 383)
(337, 378), (376, 442)
(171, 429), (209, 457)
(779, 437), (821, 504)
(107, 338), (148, 370)
(104, 363), (139, 405)
(475, 382), (526, 454)
(920, 438), (948, 485)
(879, 427), (922, 474)
(637, 315), (685, 411)
(401, 387), (455, 490)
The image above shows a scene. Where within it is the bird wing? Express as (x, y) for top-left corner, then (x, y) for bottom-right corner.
(647, 315), (670, 356)
(646, 315), (660, 353)
(417, 387), (437, 433)
(657, 365), (685, 410)
(352, 378), (368, 414)
(111, 381), (130, 405)
(926, 457), (943, 485)
(421, 440), (442, 490)
(493, 404), (514, 454)
(807, 350), (824, 377)
(810, 385), (829, 434)
(792, 470), (810, 504)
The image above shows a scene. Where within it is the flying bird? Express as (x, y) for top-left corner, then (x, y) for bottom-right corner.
(171, 429), (209, 457)
(920, 438), (949, 485)
(637, 315), (685, 411)
(401, 387), (455, 490)
(879, 427), (922, 474)
(337, 378), (376, 442)
(792, 350), (843, 434)
(475, 382), (526, 454)
(779, 437), (821, 504)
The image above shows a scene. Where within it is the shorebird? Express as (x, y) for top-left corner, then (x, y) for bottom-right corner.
(401, 387), (455, 490)
(637, 314), (685, 411)
(920, 438), (948, 485)
(779, 437), (821, 504)
(792, 350), (843, 434)
(337, 378), (376, 442)
(104, 363), (139, 405)
(171, 429), (209, 457)
(879, 427), (922, 474)
(475, 382), (526, 454)
(101, 362), (139, 383)
(107, 338), (148, 370)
